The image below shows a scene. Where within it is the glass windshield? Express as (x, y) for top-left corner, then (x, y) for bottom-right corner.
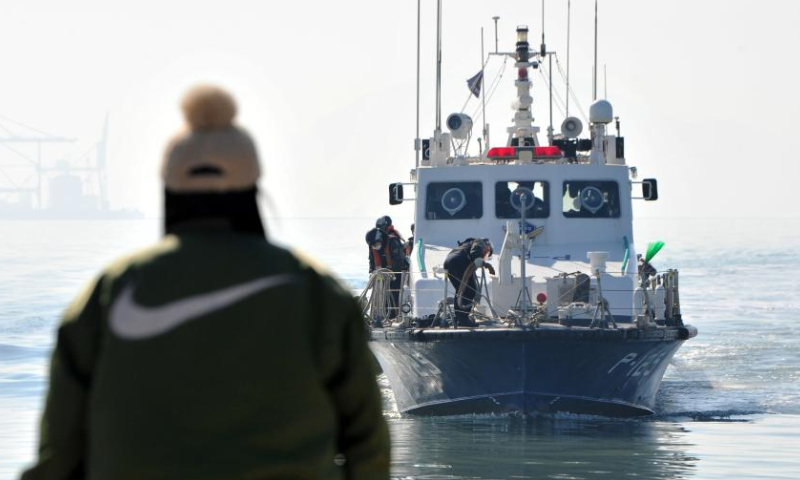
(562, 180), (620, 218)
(495, 181), (549, 219)
(425, 182), (483, 220)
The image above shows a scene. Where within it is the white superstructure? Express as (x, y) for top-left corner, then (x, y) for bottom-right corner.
(387, 25), (665, 326)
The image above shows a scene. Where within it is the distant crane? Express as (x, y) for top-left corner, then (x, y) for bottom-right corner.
(97, 114), (109, 211)
(0, 114), (112, 212)
(0, 115), (76, 209)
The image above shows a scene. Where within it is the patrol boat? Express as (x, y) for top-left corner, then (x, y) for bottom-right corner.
(363, 17), (697, 417)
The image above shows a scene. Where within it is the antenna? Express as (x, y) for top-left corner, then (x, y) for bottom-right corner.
(541, 0), (546, 57)
(593, 0), (598, 101)
(543, 0), (553, 145)
(566, 0), (571, 116)
(435, 0), (443, 133)
(481, 26), (488, 154)
(415, 0), (421, 168)
(492, 16), (499, 53)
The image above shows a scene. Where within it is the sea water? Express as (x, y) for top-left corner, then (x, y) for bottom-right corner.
(2, 217), (799, 479)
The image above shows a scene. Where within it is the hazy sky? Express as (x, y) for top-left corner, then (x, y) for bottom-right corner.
(1, 0), (798, 223)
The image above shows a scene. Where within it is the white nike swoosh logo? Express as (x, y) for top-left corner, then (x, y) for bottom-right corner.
(109, 274), (298, 340)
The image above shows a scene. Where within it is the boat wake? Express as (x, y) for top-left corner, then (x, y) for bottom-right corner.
(649, 410), (762, 422)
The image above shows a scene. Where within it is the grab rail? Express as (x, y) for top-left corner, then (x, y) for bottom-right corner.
(416, 237), (427, 274)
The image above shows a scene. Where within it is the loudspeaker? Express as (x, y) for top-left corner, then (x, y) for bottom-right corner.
(561, 116), (583, 139)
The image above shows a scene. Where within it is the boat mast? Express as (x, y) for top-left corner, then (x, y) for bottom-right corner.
(566, 0), (571, 116)
(593, 0), (598, 101)
(543, 0), (554, 145)
(435, 0), (443, 134)
(492, 16), (499, 53)
(506, 25), (537, 150)
(480, 27), (488, 155)
(415, 0), (421, 170)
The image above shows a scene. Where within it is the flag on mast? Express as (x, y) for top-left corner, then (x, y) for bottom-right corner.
(466, 70), (483, 98)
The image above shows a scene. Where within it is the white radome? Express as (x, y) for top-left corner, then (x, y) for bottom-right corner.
(589, 99), (614, 124)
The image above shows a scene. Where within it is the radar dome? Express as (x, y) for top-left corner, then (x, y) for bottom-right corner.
(589, 99), (613, 124)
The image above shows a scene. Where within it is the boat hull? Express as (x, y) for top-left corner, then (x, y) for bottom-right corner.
(370, 325), (696, 417)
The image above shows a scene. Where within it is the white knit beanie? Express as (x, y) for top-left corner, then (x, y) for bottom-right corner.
(162, 85), (260, 193)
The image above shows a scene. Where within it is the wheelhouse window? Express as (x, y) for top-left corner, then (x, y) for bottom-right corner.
(495, 181), (549, 219)
(425, 182), (483, 220)
(562, 181), (620, 218)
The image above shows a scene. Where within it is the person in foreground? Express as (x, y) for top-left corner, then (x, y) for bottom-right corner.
(21, 85), (390, 480)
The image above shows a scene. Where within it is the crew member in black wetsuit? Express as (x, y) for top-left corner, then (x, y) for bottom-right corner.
(637, 254), (657, 280)
(404, 223), (415, 256)
(375, 216), (408, 319)
(444, 238), (495, 327)
(365, 227), (387, 274)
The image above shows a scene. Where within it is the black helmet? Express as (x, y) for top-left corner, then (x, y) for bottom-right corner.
(376, 215), (392, 230)
(365, 228), (384, 249)
(482, 238), (494, 256)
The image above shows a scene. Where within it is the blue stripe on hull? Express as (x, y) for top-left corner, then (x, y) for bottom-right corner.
(371, 326), (693, 417)
(406, 392), (653, 417)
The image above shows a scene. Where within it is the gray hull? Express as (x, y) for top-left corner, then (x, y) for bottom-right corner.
(371, 325), (696, 417)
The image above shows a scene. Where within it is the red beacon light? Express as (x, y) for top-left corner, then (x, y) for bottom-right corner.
(487, 146), (562, 160)
(533, 146), (562, 157)
(487, 147), (517, 159)
(536, 292), (547, 305)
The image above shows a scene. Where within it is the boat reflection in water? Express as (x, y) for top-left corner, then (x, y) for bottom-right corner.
(387, 410), (698, 479)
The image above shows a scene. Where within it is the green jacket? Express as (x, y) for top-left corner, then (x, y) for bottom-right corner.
(22, 231), (390, 480)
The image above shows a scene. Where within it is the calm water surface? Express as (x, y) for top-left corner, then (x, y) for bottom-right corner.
(1, 217), (799, 479)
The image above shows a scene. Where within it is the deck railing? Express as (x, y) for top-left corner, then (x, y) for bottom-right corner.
(360, 267), (682, 329)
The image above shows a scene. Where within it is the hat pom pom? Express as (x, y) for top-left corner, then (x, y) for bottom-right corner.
(181, 85), (237, 131)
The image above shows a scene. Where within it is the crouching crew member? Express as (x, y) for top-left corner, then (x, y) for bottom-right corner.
(444, 238), (495, 327)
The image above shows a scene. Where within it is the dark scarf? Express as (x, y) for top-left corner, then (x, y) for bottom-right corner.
(164, 187), (266, 236)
